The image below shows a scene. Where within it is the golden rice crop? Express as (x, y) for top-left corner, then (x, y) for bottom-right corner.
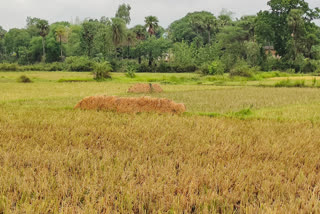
(1, 109), (320, 213)
(2, 72), (320, 213)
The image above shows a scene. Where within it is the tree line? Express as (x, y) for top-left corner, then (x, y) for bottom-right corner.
(0, 0), (320, 74)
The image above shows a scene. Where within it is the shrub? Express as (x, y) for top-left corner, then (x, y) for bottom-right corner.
(65, 56), (95, 72)
(47, 62), (65, 71)
(171, 64), (197, 73)
(208, 60), (226, 75)
(125, 66), (136, 78)
(23, 64), (46, 71)
(312, 77), (317, 87)
(92, 61), (112, 80)
(275, 79), (306, 87)
(293, 80), (306, 87)
(229, 61), (254, 78)
(199, 63), (210, 75)
(137, 63), (153, 73)
(156, 62), (172, 73)
(0, 63), (20, 71)
(17, 75), (32, 83)
(302, 59), (319, 73)
(311, 45), (320, 60)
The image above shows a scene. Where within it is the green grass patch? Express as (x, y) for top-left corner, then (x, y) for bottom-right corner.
(275, 79), (306, 88)
(58, 78), (94, 83)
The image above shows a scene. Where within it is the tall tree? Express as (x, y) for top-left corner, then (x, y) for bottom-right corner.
(55, 26), (69, 59)
(136, 37), (171, 66)
(26, 17), (41, 37)
(0, 26), (6, 39)
(111, 18), (126, 48)
(132, 25), (147, 40)
(145, 16), (159, 36)
(4, 28), (31, 59)
(265, 0), (320, 56)
(255, 11), (275, 46)
(203, 14), (218, 43)
(125, 30), (137, 58)
(95, 24), (113, 58)
(36, 19), (50, 61)
(81, 20), (99, 57)
(238, 16), (256, 41)
(287, 9), (305, 60)
(169, 11), (217, 44)
(218, 9), (233, 27)
(115, 4), (131, 25)
(0, 26), (7, 60)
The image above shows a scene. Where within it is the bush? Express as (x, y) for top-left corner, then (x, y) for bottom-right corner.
(47, 62), (66, 71)
(302, 59), (319, 73)
(229, 61), (254, 78)
(138, 62), (198, 73)
(137, 63), (153, 73)
(125, 66), (136, 78)
(171, 64), (197, 73)
(156, 62), (172, 73)
(0, 63), (20, 71)
(275, 79), (306, 87)
(92, 61), (112, 80)
(199, 63), (210, 75)
(17, 75), (32, 83)
(261, 56), (278, 71)
(208, 60), (226, 75)
(23, 64), (45, 71)
(65, 56), (95, 72)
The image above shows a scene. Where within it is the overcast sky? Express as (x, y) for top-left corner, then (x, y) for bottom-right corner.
(1, 0), (319, 30)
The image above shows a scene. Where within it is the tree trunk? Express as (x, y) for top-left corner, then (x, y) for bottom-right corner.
(88, 43), (91, 57)
(42, 36), (46, 62)
(127, 45), (130, 59)
(138, 56), (141, 64)
(60, 37), (63, 59)
(148, 52), (152, 67)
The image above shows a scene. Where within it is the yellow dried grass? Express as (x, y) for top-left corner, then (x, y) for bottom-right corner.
(74, 96), (186, 114)
(127, 83), (163, 93)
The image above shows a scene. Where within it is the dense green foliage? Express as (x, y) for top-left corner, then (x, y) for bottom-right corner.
(0, 1), (319, 73)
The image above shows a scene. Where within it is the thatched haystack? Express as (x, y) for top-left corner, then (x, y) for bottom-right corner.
(127, 83), (163, 93)
(74, 96), (186, 114)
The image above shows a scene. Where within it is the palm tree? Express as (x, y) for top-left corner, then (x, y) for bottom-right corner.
(111, 18), (126, 47)
(145, 16), (159, 36)
(125, 30), (136, 58)
(36, 19), (49, 62)
(55, 26), (69, 59)
(203, 16), (217, 44)
(0, 26), (6, 39)
(287, 9), (304, 60)
(132, 25), (147, 40)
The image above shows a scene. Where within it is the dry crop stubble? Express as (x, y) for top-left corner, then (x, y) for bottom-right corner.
(1, 107), (320, 212)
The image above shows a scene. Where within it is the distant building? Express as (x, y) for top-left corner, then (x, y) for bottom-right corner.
(264, 46), (280, 58)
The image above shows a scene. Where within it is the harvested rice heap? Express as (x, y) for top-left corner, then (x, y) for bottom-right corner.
(127, 83), (163, 93)
(75, 96), (186, 114)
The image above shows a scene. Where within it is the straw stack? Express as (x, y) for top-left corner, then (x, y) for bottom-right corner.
(75, 96), (186, 114)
